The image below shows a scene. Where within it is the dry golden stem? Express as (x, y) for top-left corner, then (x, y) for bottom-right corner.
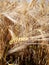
(2, 13), (17, 24)
(28, 0), (37, 9)
(9, 33), (49, 45)
(8, 42), (49, 54)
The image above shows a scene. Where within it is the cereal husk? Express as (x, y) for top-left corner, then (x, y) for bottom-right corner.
(0, 0), (49, 65)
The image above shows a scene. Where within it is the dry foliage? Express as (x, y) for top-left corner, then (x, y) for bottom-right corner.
(0, 0), (49, 65)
